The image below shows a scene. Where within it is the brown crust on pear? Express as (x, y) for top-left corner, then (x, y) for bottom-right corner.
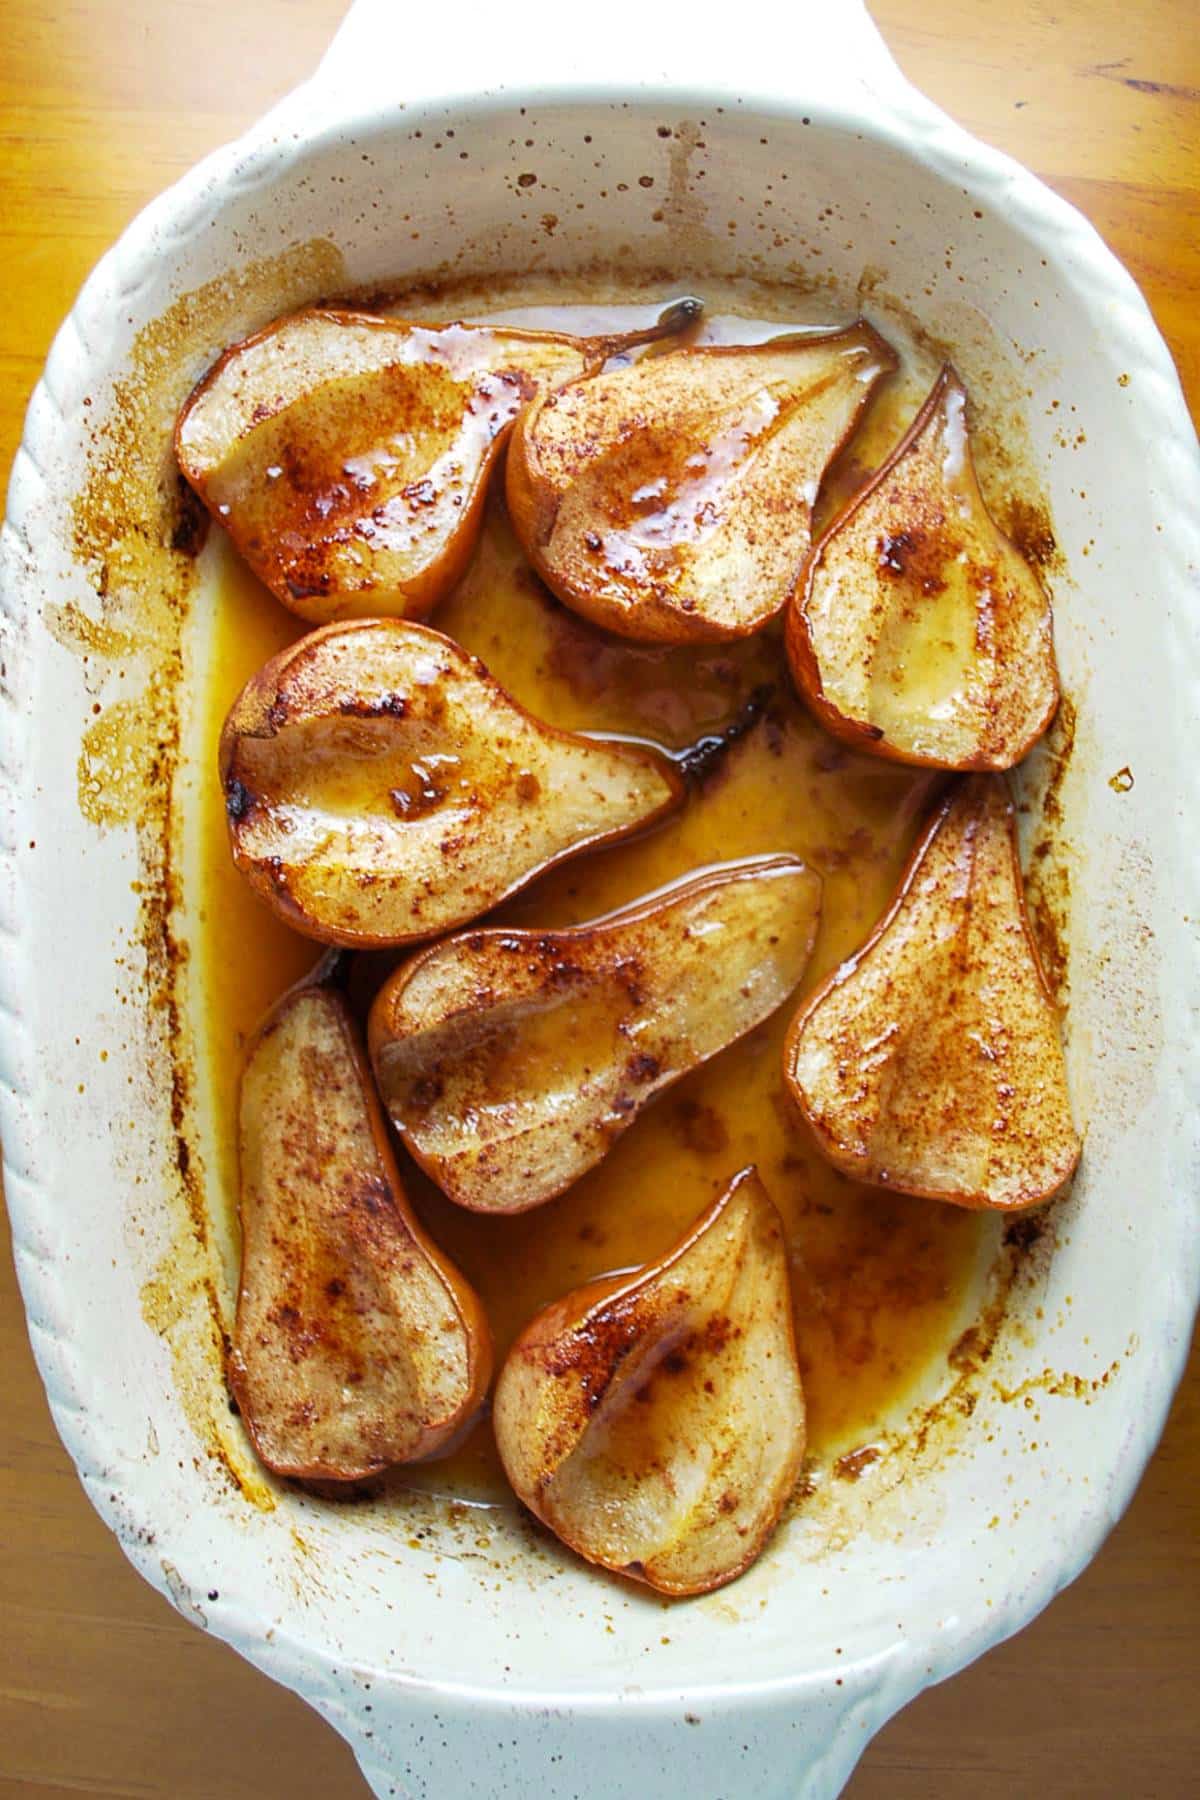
(493, 1167), (806, 1596)
(219, 619), (683, 949)
(506, 321), (898, 644)
(785, 365), (1060, 769)
(229, 969), (493, 1480)
(783, 774), (1081, 1210)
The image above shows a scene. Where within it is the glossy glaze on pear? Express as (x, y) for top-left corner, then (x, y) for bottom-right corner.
(177, 304), (699, 623)
(784, 775), (1080, 1210)
(368, 856), (822, 1213)
(506, 321), (898, 643)
(230, 972), (492, 1480)
(493, 1168), (806, 1595)
(219, 619), (683, 948)
(786, 365), (1060, 768)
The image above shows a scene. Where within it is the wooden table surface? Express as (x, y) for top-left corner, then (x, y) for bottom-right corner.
(2, 2), (1197, 1794)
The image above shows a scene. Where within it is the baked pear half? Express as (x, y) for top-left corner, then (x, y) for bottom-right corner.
(220, 619), (682, 948)
(494, 1168), (806, 1596)
(369, 856), (821, 1213)
(176, 302), (700, 622)
(784, 774), (1080, 1210)
(506, 321), (897, 643)
(230, 969), (492, 1480)
(786, 364), (1060, 768)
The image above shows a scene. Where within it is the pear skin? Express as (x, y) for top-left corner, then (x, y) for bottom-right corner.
(219, 619), (683, 948)
(230, 970), (492, 1479)
(369, 856), (822, 1213)
(786, 365), (1060, 769)
(784, 775), (1080, 1210)
(493, 1168), (806, 1595)
(506, 321), (898, 643)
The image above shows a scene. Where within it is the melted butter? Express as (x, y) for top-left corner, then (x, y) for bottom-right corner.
(196, 290), (994, 1509)
(446, 489), (784, 745)
(198, 548), (318, 1252)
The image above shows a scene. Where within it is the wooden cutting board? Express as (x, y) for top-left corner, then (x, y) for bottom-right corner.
(1, 2), (1196, 1794)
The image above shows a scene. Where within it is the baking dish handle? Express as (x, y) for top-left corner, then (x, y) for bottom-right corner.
(309, 0), (917, 116)
(340, 1683), (901, 1800)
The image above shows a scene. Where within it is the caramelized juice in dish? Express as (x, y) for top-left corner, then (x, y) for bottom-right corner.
(195, 290), (995, 1505)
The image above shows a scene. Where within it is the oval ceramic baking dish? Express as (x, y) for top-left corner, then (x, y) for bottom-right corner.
(1, 2), (1198, 1795)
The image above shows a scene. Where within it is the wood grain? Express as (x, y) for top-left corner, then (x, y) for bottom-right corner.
(1, 2), (1196, 1794)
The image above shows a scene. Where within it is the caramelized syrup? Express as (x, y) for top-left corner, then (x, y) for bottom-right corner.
(192, 289), (996, 1508)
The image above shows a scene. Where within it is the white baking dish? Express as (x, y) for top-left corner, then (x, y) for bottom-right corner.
(2, 2), (1197, 1795)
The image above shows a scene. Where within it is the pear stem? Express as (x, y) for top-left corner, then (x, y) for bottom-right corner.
(308, 946), (352, 992)
(675, 684), (775, 783)
(599, 295), (705, 362)
(582, 683), (775, 788)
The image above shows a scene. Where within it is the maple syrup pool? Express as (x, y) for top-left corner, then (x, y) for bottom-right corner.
(185, 285), (1000, 1506)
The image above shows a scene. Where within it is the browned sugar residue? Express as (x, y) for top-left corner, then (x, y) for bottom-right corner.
(664, 123), (716, 263)
(1035, 691), (1077, 827)
(60, 237), (346, 1508)
(1022, 696), (1077, 1008)
(42, 600), (136, 662)
(999, 493), (1062, 575)
(833, 1443), (883, 1482)
(995, 1356), (1124, 1406)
